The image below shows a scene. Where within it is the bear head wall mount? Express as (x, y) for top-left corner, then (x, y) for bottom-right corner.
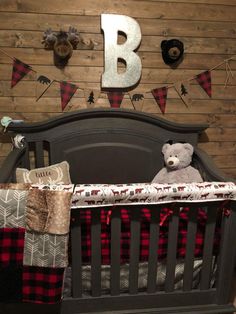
(161, 39), (184, 67)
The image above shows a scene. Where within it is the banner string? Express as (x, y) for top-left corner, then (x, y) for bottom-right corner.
(0, 48), (235, 111)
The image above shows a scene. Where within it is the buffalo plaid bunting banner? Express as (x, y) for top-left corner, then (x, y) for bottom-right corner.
(60, 81), (78, 111)
(151, 87), (168, 114)
(195, 70), (212, 98)
(107, 91), (124, 108)
(11, 58), (32, 88)
(23, 266), (64, 304)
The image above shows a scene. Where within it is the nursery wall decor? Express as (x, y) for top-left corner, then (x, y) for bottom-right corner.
(161, 39), (184, 67)
(42, 27), (81, 68)
(0, 46), (235, 113)
(101, 14), (142, 88)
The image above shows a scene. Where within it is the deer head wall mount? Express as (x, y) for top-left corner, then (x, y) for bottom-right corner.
(42, 27), (81, 68)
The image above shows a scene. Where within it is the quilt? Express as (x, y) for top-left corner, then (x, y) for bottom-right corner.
(0, 184), (73, 304)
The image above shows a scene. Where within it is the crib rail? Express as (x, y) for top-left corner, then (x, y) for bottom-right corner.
(62, 200), (236, 314)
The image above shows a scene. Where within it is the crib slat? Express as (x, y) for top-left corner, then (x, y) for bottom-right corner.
(129, 206), (141, 294)
(183, 204), (198, 291)
(165, 205), (179, 292)
(216, 201), (236, 304)
(110, 207), (121, 296)
(22, 144), (30, 169)
(91, 208), (101, 297)
(200, 202), (218, 290)
(71, 211), (82, 298)
(35, 141), (44, 168)
(147, 205), (160, 293)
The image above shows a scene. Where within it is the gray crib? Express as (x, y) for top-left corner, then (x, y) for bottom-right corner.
(0, 108), (235, 314)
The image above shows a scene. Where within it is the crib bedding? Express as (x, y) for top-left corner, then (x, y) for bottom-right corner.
(0, 182), (235, 305)
(72, 181), (236, 208)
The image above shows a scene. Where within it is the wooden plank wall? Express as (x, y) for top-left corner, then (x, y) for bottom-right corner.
(0, 0), (235, 178)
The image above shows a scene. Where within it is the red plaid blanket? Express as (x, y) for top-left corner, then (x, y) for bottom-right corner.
(0, 228), (64, 304)
(78, 207), (221, 265)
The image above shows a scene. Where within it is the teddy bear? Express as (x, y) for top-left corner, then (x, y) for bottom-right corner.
(152, 142), (203, 184)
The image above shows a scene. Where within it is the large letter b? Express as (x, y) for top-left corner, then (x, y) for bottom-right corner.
(101, 14), (142, 88)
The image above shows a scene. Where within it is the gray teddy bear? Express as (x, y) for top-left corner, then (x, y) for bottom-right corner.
(152, 142), (203, 184)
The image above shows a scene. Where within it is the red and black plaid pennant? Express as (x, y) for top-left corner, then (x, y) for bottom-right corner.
(60, 81), (78, 111)
(151, 87), (168, 114)
(195, 70), (212, 98)
(107, 91), (124, 108)
(11, 58), (32, 88)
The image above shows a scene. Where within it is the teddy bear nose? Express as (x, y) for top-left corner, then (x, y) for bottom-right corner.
(168, 160), (174, 166)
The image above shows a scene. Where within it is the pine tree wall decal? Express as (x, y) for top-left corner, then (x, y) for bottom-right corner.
(181, 83), (188, 96)
(88, 91), (95, 104)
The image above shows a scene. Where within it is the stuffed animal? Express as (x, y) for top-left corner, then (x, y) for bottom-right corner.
(152, 142), (203, 184)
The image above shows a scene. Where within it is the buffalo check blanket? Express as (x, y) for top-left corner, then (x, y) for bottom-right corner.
(0, 182), (235, 303)
(0, 184), (73, 304)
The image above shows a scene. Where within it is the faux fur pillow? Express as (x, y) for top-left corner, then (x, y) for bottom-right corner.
(16, 161), (71, 184)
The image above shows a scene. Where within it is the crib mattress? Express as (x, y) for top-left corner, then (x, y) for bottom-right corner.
(63, 258), (216, 297)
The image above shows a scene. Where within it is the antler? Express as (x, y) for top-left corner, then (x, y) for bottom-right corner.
(67, 26), (81, 48)
(42, 28), (57, 48)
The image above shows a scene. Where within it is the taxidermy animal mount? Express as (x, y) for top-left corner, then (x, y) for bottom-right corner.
(42, 27), (85, 68)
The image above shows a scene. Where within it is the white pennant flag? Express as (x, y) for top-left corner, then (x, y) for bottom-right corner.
(129, 91), (145, 111)
(36, 75), (53, 101)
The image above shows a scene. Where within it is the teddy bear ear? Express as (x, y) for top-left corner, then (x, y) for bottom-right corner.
(162, 143), (170, 154)
(183, 143), (194, 155)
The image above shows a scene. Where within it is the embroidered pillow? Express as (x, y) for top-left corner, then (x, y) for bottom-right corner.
(16, 161), (71, 184)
